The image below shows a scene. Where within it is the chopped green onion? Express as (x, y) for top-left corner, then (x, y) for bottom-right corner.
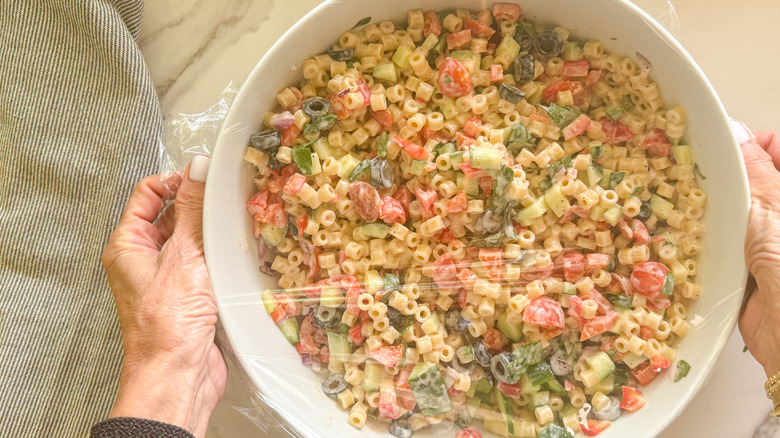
(621, 94), (636, 111)
(674, 360), (691, 382)
(527, 362), (555, 386)
(606, 103), (624, 121)
(377, 131), (388, 158)
(609, 171), (625, 189)
(590, 144), (604, 159)
(694, 163), (707, 180)
(661, 272), (675, 296)
(348, 159), (371, 181)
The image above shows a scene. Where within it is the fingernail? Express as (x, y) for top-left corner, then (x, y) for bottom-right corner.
(190, 155), (210, 183)
(728, 119), (752, 145)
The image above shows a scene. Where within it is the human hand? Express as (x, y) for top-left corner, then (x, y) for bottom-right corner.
(101, 156), (226, 437)
(738, 130), (780, 379)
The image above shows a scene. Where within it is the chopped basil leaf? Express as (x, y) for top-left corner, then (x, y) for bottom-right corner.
(694, 163), (707, 180)
(538, 178), (552, 191)
(629, 186), (645, 197)
(537, 424), (574, 438)
(383, 273), (401, 291)
(494, 165), (515, 198)
(542, 103), (582, 128)
(661, 272), (674, 296)
(609, 171), (625, 189)
(506, 123), (537, 152)
(743, 345), (748, 353)
(674, 360), (691, 382)
(291, 143), (314, 175)
(348, 159), (371, 181)
(352, 16), (371, 29)
(516, 21), (537, 37)
(606, 293), (633, 308)
(377, 131), (388, 158)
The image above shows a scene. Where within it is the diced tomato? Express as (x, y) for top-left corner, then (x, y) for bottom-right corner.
(646, 296), (671, 312)
(270, 305), (289, 324)
(300, 239), (321, 281)
(630, 261), (670, 299)
(581, 419), (611, 436)
(620, 386), (647, 412)
(600, 118), (634, 144)
(280, 124), (301, 147)
(523, 296), (565, 328)
(586, 253), (611, 272)
(447, 29), (473, 50)
(560, 205), (589, 224)
(519, 262), (554, 282)
(432, 253), (460, 289)
(585, 69), (603, 87)
(599, 336), (624, 361)
(631, 361), (662, 386)
(640, 325), (655, 341)
(331, 79), (371, 119)
(446, 191), (468, 213)
(396, 388), (417, 412)
(349, 181), (382, 222)
(479, 248), (503, 282)
(422, 127), (451, 144)
(414, 186), (438, 220)
(456, 131), (476, 148)
(642, 127), (672, 157)
(396, 364), (414, 390)
(393, 186), (412, 215)
(497, 382), (522, 398)
(560, 250), (586, 282)
(457, 268), (478, 287)
(618, 219), (634, 240)
(579, 310), (619, 341)
(368, 345), (404, 368)
(463, 117), (483, 138)
(543, 79), (571, 103)
(490, 64), (504, 82)
(568, 295), (583, 319)
(378, 387), (401, 419)
(246, 190), (270, 215)
(456, 426), (484, 438)
(463, 17), (495, 38)
(256, 203), (287, 229)
(283, 173), (306, 194)
(437, 228), (455, 243)
(458, 289), (469, 309)
(563, 60), (590, 78)
(650, 354), (671, 371)
(562, 114), (592, 141)
(493, 2), (522, 21)
(295, 216), (307, 239)
(394, 136), (429, 160)
(458, 163), (488, 178)
(423, 10), (442, 37)
(582, 289), (612, 314)
(438, 57), (473, 97)
(479, 175), (493, 197)
(319, 345), (330, 363)
(380, 196), (406, 224)
(349, 323), (365, 345)
(482, 327), (507, 353)
(633, 219), (650, 245)
(370, 109), (393, 130)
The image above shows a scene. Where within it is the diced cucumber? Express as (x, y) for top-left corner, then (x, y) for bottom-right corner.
(584, 373), (615, 396)
(450, 151), (465, 165)
(409, 362), (452, 416)
(320, 286), (345, 308)
(562, 282), (577, 295)
(562, 42), (584, 61)
(544, 184), (570, 217)
(497, 312), (523, 342)
(470, 147), (501, 170)
(311, 138), (333, 159)
(364, 270), (383, 293)
(495, 389), (515, 435)
(260, 223), (287, 247)
(495, 34), (521, 63)
(608, 171), (625, 189)
(361, 222), (391, 239)
(450, 50), (480, 68)
(519, 373), (541, 395)
(474, 377), (493, 395)
(363, 361), (382, 392)
(603, 205), (623, 226)
(434, 141), (457, 156)
(599, 169), (612, 190)
(373, 62), (398, 83)
(327, 332), (352, 363)
(277, 318), (299, 345)
(527, 363), (555, 386)
(587, 164), (603, 187)
(465, 176), (480, 196)
(585, 351), (616, 381)
(409, 159), (427, 176)
(543, 378), (567, 397)
(671, 144), (693, 165)
(650, 194), (675, 220)
(392, 45), (414, 69)
(525, 81), (545, 105)
(531, 390), (550, 408)
(337, 154), (361, 179)
(438, 97), (459, 120)
(261, 290), (277, 314)
(516, 196), (549, 226)
(622, 353), (649, 369)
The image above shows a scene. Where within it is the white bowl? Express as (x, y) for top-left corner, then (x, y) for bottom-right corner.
(204, 1), (749, 436)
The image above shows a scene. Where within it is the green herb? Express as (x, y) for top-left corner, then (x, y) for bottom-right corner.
(606, 103), (624, 121)
(538, 178), (552, 191)
(339, 324), (350, 335)
(621, 94), (636, 111)
(471, 232), (507, 248)
(291, 143), (314, 175)
(537, 424), (574, 438)
(613, 367), (630, 388)
(609, 171), (625, 189)
(471, 165), (518, 247)
(381, 291), (395, 305)
(527, 362), (555, 386)
(743, 345), (748, 353)
(506, 124), (537, 152)
(694, 163), (707, 180)
(674, 360), (691, 382)
(606, 349), (617, 359)
(352, 16), (371, 29)
(510, 341), (544, 371)
(383, 273), (401, 291)
(542, 103), (582, 128)
(346, 61), (355, 70)
(377, 131), (388, 158)
(629, 186), (645, 197)
(661, 272), (675, 296)
(606, 293), (633, 308)
(348, 159), (371, 181)
(590, 144), (604, 159)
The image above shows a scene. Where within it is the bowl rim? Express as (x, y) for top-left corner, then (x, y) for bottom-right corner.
(204, 0), (750, 436)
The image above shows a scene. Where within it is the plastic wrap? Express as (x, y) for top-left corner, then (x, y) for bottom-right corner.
(165, 1), (751, 437)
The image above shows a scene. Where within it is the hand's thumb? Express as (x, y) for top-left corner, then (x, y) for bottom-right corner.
(173, 155), (209, 239)
(741, 140), (777, 189)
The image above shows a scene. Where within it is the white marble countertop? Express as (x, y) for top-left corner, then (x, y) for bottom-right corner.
(139, 0), (780, 436)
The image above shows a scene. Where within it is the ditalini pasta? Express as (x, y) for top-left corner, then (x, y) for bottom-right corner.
(244, 4), (703, 437)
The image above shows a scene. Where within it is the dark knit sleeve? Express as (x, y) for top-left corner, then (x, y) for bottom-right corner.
(90, 417), (195, 438)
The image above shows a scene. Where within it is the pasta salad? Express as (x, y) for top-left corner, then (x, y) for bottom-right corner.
(242, 4), (705, 437)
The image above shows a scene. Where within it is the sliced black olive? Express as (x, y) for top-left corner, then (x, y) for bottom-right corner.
(513, 32), (534, 52)
(490, 352), (516, 384)
(387, 307), (405, 329)
(389, 418), (413, 438)
(328, 48), (356, 61)
(637, 200), (652, 222)
(302, 97), (331, 119)
(250, 130), (282, 151)
(549, 350), (573, 376)
(534, 30), (563, 57)
(445, 309), (469, 334)
(451, 353), (478, 375)
(370, 159), (394, 189)
(594, 396), (622, 421)
(480, 210), (501, 234)
(498, 83), (526, 104)
(322, 373), (347, 396)
(312, 305), (343, 329)
(513, 53), (536, 83)
(473, 340), (492, 367)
